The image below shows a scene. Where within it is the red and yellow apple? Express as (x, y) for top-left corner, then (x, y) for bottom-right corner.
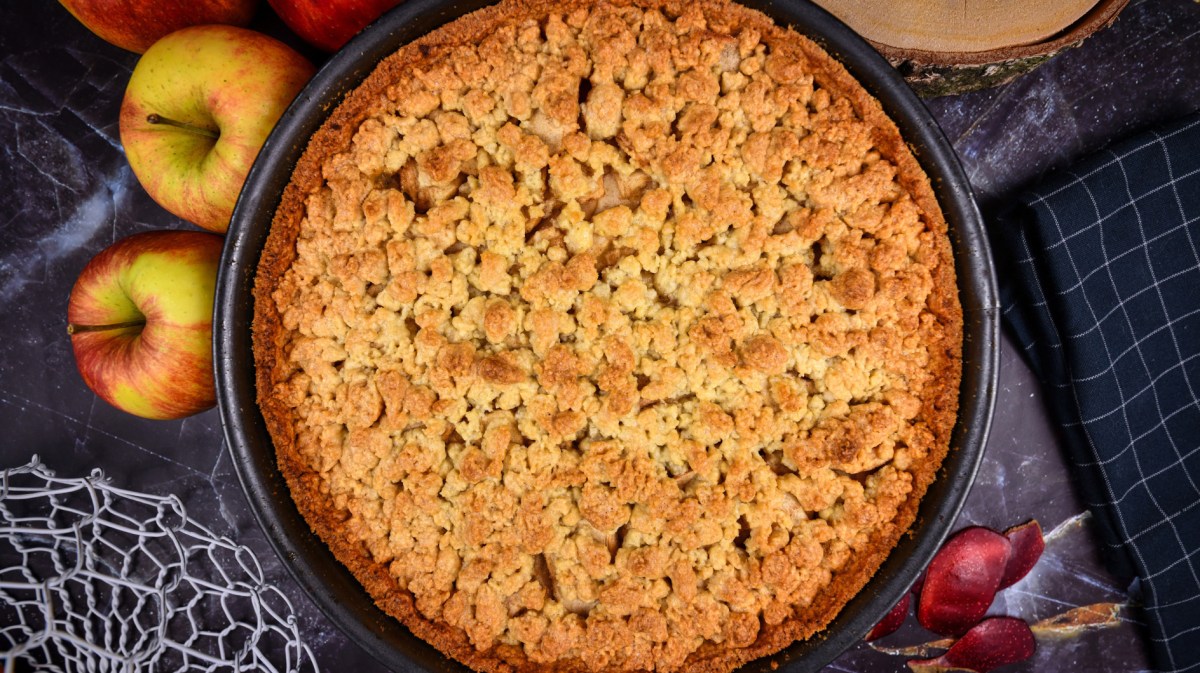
(67, 231), (224, 420)
(119, 25), (315, 234)
(267, 0), (403, 52)
(58, 0), (259, 53)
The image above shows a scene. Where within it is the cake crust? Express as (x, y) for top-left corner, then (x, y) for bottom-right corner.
(253, 0), (963, 671)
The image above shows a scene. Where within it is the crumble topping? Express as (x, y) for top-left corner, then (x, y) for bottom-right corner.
(258, 1), (960, 670)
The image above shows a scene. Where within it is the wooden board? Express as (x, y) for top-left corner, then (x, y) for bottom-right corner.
(814, 0), (1129, 96)
(816, 0), (1100, 53)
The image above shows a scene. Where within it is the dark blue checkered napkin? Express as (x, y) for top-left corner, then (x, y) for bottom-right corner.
(992, 112), (1200, 672)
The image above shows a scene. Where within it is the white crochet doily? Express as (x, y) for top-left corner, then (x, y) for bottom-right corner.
(0, 458), (319, 673)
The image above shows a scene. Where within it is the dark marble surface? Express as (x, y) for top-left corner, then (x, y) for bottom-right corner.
(2, 0), (1198, 671)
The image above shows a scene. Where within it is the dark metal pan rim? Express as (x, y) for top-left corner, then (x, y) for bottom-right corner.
(214, 0), (999, 670)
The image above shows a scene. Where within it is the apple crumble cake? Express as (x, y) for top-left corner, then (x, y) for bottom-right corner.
(253, 0), (962, 670)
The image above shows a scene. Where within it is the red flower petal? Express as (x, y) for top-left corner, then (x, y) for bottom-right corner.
(909, 617), (1036, 673)
(917, 526), (1012, 636)
(867, 592), (911, 641)
(998, 520), (1044, 590)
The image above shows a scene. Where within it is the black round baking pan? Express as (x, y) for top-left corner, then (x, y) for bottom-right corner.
(214, 0), (1000, 670)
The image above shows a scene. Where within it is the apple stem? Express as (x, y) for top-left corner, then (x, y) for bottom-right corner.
(146, 113), (219, 139)
(67, 320), (146, 335)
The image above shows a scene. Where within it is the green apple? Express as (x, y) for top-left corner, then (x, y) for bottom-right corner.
(119, 25), (314, 233)
(58, 0), (258, 53)
(67, 230), (224, 420)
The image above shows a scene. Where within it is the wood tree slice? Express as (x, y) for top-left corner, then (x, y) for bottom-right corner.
(814, 0), (1129, 97)
(816, 0), (1100, 53)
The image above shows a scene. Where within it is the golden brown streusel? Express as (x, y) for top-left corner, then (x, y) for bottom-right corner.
(253, 0), (962, 671)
